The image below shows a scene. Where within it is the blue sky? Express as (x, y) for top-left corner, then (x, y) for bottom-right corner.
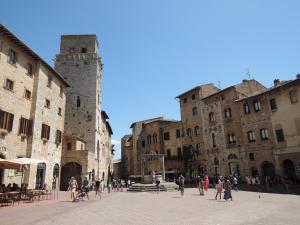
(1, 1), (300, 159)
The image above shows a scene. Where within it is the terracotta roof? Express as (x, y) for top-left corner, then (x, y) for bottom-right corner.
(175, 83), (217, 99)
(130, 117), (163, 128)
(0, 24), (69, 87)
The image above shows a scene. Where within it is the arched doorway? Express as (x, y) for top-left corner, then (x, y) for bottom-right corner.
(283, 160), (296, 181)
(261, 161), (275, 178)
(228, 154), (239, 176)
(60, 162), (82, 191)
(52, 164), (60, 190)
(36, 163), (46, 189)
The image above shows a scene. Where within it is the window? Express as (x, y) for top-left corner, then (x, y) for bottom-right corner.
(8, 49), (17, 64)
(18, 117), (32, 136)
(45, 99), (50, 108)
(58, 107), (62, 116)
(192, 94), (196, 100)
(4, 79), (14, 91)
(77, 96), (81, 107)
(177, 148), (182, 159)
(253, 100), (261, 112)
(270, 98), (277, 111)
(87, 115), (92, 121)
(183, 98), (187, 103)
(212, 133), (216, 147)
(47, 76), (52, 88)
(209, 112), (215, 122)
(227, 133), (236, 144)
(153, 133), (158, 144)
(0, 110), (14, 132)
(194, 126), (200, 136)
(187, 128), (192, 137)
(248, 131), (256, 142)
(249, 153), (255, 161)
(41, 124), (50, 140)
(27, 63), (33, 76)
(224, 108), (232, 119)
(276, 129), (285, 142)
(24, 89), (31, 100)
(59, 86), (63, 98)
(81, 48), (87, 53)
(260, 128), (269, 140)
(142, 140), (145, 147)
(289, 91), (298, 104)
(163, 132), (170, 140)
(244, 103), (250, 114)
(147, 135), (152, 144)
(55, 130), (62, 144)
(192, 107), (198, 116)
(166, 149), (171, 159)
(176, 129), (181, 138)
(67, 143), (72, 151)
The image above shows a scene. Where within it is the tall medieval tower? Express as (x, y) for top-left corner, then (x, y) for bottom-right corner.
(55, 35), (103, 188)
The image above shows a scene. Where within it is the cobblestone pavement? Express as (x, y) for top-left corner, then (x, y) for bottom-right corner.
(0, 189), (299, 225)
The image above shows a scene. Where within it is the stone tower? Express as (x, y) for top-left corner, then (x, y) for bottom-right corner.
(55, 35), (103, 187)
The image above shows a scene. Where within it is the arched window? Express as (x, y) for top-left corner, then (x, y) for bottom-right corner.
(244, 102), (250, 114)
(227, 133), (236, 144)
(152, 133), (158, 144)
(194, 126), (200, 136)
(209, 112), (215, 122)
(228, 154), (238, 160)
(260, 128), (269, 140)
(224, 108), (232, 119)
(187, 128), (192, 137)
(253, 100), (261, 112)
(214, 157), (219, 166)
(248, 131), (256, 142)
(77, 96), (81, 107)
(212, 133), (216, 147)
(192, 107), (198, 116)
(147, 135), (152, 144)
(249, 153), (255, 161)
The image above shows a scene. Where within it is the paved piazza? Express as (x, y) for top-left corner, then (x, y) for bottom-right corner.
(1, 189), (299, 225)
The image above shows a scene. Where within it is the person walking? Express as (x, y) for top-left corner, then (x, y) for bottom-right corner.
(94, 178), (101, 199)
(198, 176), (204, 196)
(179, 174), (185, 197)
(233, 176), (238, 191)
(203, 175), (209, 192)
(223, 179), (233, 201)
(155, 176), (161, 194)
(68, 176), (78, 202)
(215, 176), (223, 200)
(82, 177), (90, 200)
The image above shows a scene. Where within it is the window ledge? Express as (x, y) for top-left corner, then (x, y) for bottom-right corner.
(3, 86), (14, 92)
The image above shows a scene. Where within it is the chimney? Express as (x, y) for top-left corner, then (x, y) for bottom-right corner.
(297, 74), (300, 79)
(274, 79), (280, 87)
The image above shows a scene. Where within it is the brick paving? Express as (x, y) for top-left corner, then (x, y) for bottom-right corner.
(0, 189), (299, 225)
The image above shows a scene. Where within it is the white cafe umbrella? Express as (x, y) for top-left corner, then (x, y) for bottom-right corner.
(9, 158), (47, 165)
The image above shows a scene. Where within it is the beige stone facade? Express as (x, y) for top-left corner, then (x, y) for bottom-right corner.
(55, 35), (113, 189)
(122, 77), (300, 182)
(0, 24), (69, 189)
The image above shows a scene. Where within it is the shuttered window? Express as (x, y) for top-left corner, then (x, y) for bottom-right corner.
(19, 117), (33, 136)
(55, 130), (62, 144)
(0, 110), (14, 132)
(41, 124), (50, 140)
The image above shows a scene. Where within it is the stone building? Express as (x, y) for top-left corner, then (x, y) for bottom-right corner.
(55, 35), (112, 189)
(121, 134), (133, 179)
(0, 24), (69, 189)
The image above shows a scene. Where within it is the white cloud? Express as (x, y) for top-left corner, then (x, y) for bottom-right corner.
(111, 139), (121, 145)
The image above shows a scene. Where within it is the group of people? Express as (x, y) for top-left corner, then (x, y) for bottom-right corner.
(214, 176), (233, 201)
(68, 177), (105, 202)
(0, 183), (21, 193)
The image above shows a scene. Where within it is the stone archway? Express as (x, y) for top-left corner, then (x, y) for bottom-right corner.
(228, 154), (239, 176)
(36, 163), (46, 189)
(261, 161), (275, 178)
(52, 164), (60, 190)
(283, 159), (296, 181)
(60, 162), (82, 191)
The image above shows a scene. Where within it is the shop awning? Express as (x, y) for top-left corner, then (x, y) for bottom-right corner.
(9, 158), (47, 165)
(0, 158), (21, 170)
